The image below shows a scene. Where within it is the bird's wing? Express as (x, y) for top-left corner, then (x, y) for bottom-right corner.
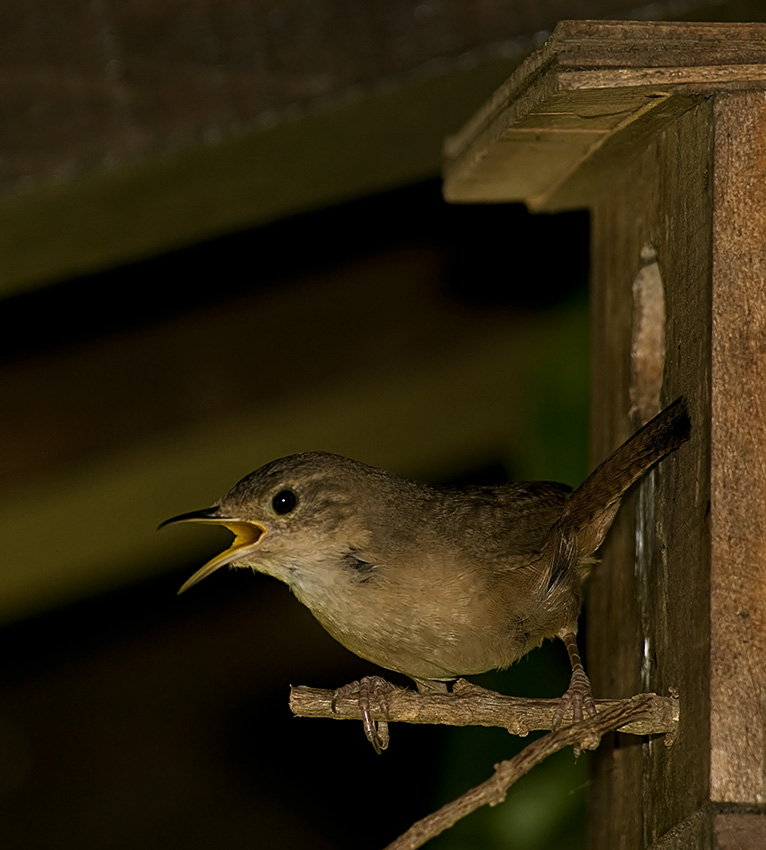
(456, 481), (572, 568)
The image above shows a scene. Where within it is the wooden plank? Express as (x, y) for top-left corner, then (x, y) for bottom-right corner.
(713, 813), (766, 849)
(0, 0), (654, 204)
(587, 98), (714, 850)
(0, 57), (518, 297)
(649, 809), (711, 850)
(548, 19), (766, 69)
(1, 2), (675, 297)
(444, 20), (766, 211)
(709, 91), (766, 805)
(445, 86), (692, 208)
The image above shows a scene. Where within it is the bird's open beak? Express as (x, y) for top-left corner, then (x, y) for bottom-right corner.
(158, 507), (266, 594)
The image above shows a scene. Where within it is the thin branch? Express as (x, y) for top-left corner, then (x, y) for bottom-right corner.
(382, 696), (662, 850)
(289, 678), (679, 739)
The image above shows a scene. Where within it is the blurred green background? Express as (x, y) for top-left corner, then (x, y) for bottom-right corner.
(1, 180), (591, 849)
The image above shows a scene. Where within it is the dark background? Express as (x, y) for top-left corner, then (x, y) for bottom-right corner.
(1, 183), (591, 849)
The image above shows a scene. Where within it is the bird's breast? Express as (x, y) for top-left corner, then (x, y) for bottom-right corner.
(286, 548), (565, 681)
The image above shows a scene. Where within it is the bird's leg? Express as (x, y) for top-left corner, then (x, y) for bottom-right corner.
(332, 675), (393, 754)
(553, 631), (598, 758)
(554, 631), (597, 728)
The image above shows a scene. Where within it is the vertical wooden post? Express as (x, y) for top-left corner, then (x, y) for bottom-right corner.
(586, 98), (715, 850)
(443, 21), (766, 848)
(588, 88), (766, 850)
(709, 91), (766, 806)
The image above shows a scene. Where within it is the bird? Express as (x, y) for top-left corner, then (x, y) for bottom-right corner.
(160, 396), (690, 752)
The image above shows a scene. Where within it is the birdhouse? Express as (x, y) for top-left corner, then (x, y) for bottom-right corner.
(444, 20), (766, 850)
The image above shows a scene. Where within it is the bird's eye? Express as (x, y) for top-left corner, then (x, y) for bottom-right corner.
(272, 489), (297, 515)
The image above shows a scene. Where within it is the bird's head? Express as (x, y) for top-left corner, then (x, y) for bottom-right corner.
(159, 451), (389, 593)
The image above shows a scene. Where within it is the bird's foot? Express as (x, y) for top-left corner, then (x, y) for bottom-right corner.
(553, 667), (597, 758)
(332, 675), (394, 754)
(554, 666), (597, 726)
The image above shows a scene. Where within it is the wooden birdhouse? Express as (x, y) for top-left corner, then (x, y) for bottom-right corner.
(444, 20), (766, 850)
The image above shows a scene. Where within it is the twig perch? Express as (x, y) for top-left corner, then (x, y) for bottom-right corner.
(290, 678), (679, 738)
(290, 681), (679, 850)
(382, 695), (669, 850)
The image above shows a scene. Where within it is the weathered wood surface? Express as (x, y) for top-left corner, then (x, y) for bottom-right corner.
(0, 0), (665, 296)
(0, 0), (650, 200)
(443, 19), (766, 850)
(587, 97), (714, 850)
(708, 91), (766, 806)
(588, 89), (766, 850)
(444, 20), (766, 211)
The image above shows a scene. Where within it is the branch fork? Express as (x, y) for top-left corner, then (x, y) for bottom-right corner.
(290, 681), (679, 850)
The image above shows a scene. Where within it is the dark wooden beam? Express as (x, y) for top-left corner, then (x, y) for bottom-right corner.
(0, 1), (743, 295)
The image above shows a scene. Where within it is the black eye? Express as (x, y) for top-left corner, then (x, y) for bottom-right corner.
(272, 489), (297, 515)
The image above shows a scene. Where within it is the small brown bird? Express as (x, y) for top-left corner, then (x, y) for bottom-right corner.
(161, 397), (690, 752)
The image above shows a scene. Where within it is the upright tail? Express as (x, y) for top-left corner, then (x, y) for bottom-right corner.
(562, 396), (691, 555)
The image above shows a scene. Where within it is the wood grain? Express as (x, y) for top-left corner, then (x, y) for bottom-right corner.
(588, 98), (714, 850)
(444, 20), (766, 211)
(710, 91), (766, 804)
(442, 19), (766, 850)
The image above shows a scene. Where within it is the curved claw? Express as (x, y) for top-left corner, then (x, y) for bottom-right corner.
(553, 666), (597, 728)
(333, 676), (394, 754)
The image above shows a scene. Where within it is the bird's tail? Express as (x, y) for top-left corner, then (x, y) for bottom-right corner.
(561, 396), (691, 555)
